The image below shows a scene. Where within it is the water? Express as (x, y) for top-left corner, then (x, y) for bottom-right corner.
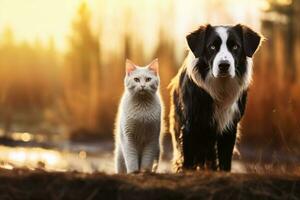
(0, 143), (246, 173)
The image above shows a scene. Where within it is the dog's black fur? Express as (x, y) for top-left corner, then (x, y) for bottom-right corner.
(169, 24), (262, 171)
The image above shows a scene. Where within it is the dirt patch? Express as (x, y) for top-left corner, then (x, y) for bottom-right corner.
(0, 169), (299, 200)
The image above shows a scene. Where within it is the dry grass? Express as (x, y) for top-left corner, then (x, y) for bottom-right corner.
(0, 168), (299, 200)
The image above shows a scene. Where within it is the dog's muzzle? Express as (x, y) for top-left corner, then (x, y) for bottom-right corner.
(218, 61), (230, 76)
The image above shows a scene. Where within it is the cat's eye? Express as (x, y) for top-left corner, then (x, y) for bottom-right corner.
(134, 77), (140, 82)
(209, 45), (216, 50)
(232, 44), (239, 50)
(145, 77), (152, 82)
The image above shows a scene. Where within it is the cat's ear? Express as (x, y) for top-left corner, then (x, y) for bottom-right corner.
(148, 58), (159, 75)
(125, 59), (136, 75)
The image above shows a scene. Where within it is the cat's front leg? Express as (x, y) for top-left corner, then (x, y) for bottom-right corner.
(115, 143), (127, 173)
(140, 140), (160, 172)
(122, 137), (139, 173)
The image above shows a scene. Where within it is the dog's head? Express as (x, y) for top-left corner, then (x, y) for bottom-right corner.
(187, 24), (261, 79)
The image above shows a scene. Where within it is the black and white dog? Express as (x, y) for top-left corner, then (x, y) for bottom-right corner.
(169, 24), (262, 171)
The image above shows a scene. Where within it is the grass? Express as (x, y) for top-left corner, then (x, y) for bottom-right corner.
(0, 168), (299, 200)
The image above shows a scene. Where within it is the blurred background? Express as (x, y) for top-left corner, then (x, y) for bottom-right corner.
(0, 0), (299, 174)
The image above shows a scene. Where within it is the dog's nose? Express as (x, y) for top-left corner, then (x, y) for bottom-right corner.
(218, 62), (230, 73)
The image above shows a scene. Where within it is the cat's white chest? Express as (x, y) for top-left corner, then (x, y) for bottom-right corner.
(132, 104), (160, 122)
(125, 103), (160, 126)
(120, 97), (161, 139)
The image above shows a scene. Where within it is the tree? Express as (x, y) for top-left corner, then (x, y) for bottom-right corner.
(62, 2), (102, 139)
(65, 2), (100, 86)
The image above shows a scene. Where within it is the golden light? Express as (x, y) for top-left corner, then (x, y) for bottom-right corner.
(11, 132), (33, 142)
(0, 0), (79, 51)
(79, 151), (87, 159)
(276, 0), (292, 5)
(0, 0), (266, 55)
(0, 146), (68, 171)
(10, 151), (26, 163)
(0, 163), (14, 170)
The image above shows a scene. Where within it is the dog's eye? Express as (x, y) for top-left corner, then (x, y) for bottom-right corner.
(232, 45), (239, 50)
(134, 78), (140, 82)
(145, 77), (152, 82)
(209, 45), (216, 50)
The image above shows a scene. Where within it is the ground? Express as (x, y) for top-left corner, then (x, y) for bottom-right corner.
(0, 168), (299, 200)
(0, 134), (299, 199)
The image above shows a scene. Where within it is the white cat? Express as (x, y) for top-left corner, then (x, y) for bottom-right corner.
(114, 59), (163, 174)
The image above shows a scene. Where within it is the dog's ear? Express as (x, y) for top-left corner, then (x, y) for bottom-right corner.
(234, 24), (262, 57)
(186, 25), (210, 57)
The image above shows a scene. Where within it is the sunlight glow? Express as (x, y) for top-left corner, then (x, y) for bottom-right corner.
(0, 0), (266, 54)
(11, 132), (33, 142)
(0, 146), (68, 171)
(79, 151), (87, 159)
(0, 0), (79, 51)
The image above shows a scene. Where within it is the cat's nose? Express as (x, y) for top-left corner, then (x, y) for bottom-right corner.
(141, 85), (145, 89)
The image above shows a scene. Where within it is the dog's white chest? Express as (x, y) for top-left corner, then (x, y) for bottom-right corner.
(213, 101), (239, 133)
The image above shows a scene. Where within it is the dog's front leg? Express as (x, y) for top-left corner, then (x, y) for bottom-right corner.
(205, 136), (218, 170)
(217, 126), (237, 171)
(182, 121), (196, 170)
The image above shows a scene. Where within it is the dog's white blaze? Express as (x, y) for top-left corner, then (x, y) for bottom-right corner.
(213, 27), (235, 78)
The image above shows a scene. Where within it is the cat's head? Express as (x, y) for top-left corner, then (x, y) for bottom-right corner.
(124, 59), (159, 95)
